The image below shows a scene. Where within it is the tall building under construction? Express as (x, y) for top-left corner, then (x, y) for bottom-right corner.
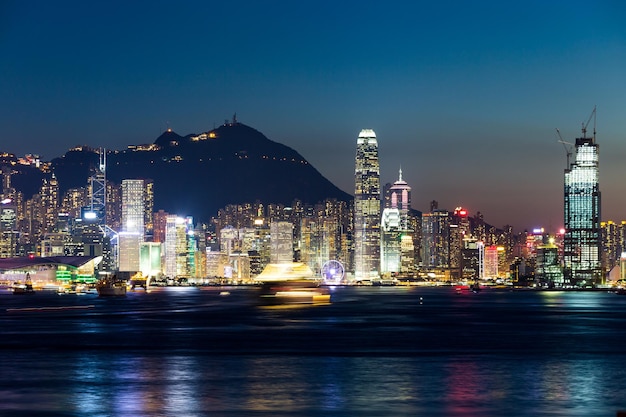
(563, 110), (602, 286)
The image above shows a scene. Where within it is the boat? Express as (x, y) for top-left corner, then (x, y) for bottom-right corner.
(256, 263), (330, 305)
(96, 275), (127, 297)
(13, 274), (35, 295)
(259, 279), (330, 305)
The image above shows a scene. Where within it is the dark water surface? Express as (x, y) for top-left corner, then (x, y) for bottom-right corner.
(2, 286), (626, 416)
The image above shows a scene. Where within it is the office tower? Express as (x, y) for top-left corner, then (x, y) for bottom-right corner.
(270, 221), (293, 264)
(382, 169), (415, 275)
(421, 209), (451, 270)
(121, 179), (145, 235)
(106, 182), (122, 232)
(88, 150), (107, 224)
(118, 232), (142, 272)
(380, 208), (401, 274)
(563, 123), (602, 286)
(144, 179), (154, 237)
(601, 221), (621, 272)
(354, 129), (380, 280)
(139, 242), (162, 278)
(484, 245), (500, 278)
(536, 240), (564, 287)
(118, 179), (145, 273)
(387, 168), (411, 229)
(164, 215), (192, 279)
(0, 200), (17, 257)
(153, 209), (168, 243)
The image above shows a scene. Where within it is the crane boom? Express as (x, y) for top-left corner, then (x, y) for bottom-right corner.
(581, 105), (596, 139)
(556, 128), (574, 168)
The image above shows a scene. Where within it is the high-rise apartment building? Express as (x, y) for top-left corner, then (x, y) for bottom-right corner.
(40, 174), (59, 234)
(563, 126), (602, 286)
(354, 129), (380, 280)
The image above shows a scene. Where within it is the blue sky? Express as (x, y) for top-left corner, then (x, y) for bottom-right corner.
(2, 0), (626, 231)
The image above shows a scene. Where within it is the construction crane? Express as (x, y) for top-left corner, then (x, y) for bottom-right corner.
(556, 128), (574, 169)
(581, 105), (597, 140)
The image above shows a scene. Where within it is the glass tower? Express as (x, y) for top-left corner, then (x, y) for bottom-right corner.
(354, 129), (380, 280)
(564, 134), (601, 286)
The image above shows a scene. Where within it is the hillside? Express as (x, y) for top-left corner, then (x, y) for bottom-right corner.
(48, 122), (352, 220)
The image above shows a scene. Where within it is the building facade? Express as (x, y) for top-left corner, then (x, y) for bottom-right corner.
(563, 132), (602, 286)
(353, 129), (380, 280)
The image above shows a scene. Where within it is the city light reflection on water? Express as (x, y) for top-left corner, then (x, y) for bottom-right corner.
(3, 287), (626, 416)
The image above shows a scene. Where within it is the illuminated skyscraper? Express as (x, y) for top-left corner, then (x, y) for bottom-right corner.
(563, 124), (602, 286)
(164, 215), (192, 278)
(421, 209), (450, 270)
(354, 129), (380, 280)
(381, 169), (414, 275)
(40, 173), (59, 234)
(121, 179), (145, 236)
(118, 179), (145, 273)
(0, 200), (17, 258)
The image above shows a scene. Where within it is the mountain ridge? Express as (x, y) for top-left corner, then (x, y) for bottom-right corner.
(44, 122), (352, 221)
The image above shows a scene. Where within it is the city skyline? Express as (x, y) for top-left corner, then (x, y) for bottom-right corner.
(2, 1), (626, 231)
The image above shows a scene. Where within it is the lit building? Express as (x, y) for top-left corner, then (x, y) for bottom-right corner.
(601, 221), (622, 272)
(536, 240), (564, 287)
(461, 238), (480, 280)
(139, 242), (162, 278)
(380, 208), (401, 274)
(153, 209), (168, 243)
(354, 128), (380, 280)
(484, 245), (501, 278)
(143, 179), (154, 237)
(164, 215), (190, 278)
(563, 126), (602, 286)
(40, 174), (59, 234)
(421, 209), (451, 270)
(121, 179), (145, 236)
(0, 200), (18, 258)
(118, 179), (146, 274)
(270, 221), (293, 264)
(382, 169), (415, 275)
(118, 231), (142, 272)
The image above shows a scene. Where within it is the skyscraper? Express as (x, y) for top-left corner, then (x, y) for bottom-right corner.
(354, 129), (380, 280)
(119, 179), (145, 273)
(563, 121), (602, 286)
(381, 168), (414, 275)
(121, 179), (145, 235)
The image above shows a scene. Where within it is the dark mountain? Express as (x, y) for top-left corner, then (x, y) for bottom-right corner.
(48, 122), (352, 221)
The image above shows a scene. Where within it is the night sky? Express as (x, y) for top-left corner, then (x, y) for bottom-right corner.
(2, 1), (626, 231)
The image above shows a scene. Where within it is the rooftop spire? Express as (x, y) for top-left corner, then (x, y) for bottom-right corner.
(398, 166), (403, 182)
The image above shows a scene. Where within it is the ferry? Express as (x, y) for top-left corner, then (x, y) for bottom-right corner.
(96, 275), (127, 297)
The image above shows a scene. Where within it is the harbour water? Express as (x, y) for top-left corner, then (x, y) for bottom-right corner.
(2, 286), (626, 416)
